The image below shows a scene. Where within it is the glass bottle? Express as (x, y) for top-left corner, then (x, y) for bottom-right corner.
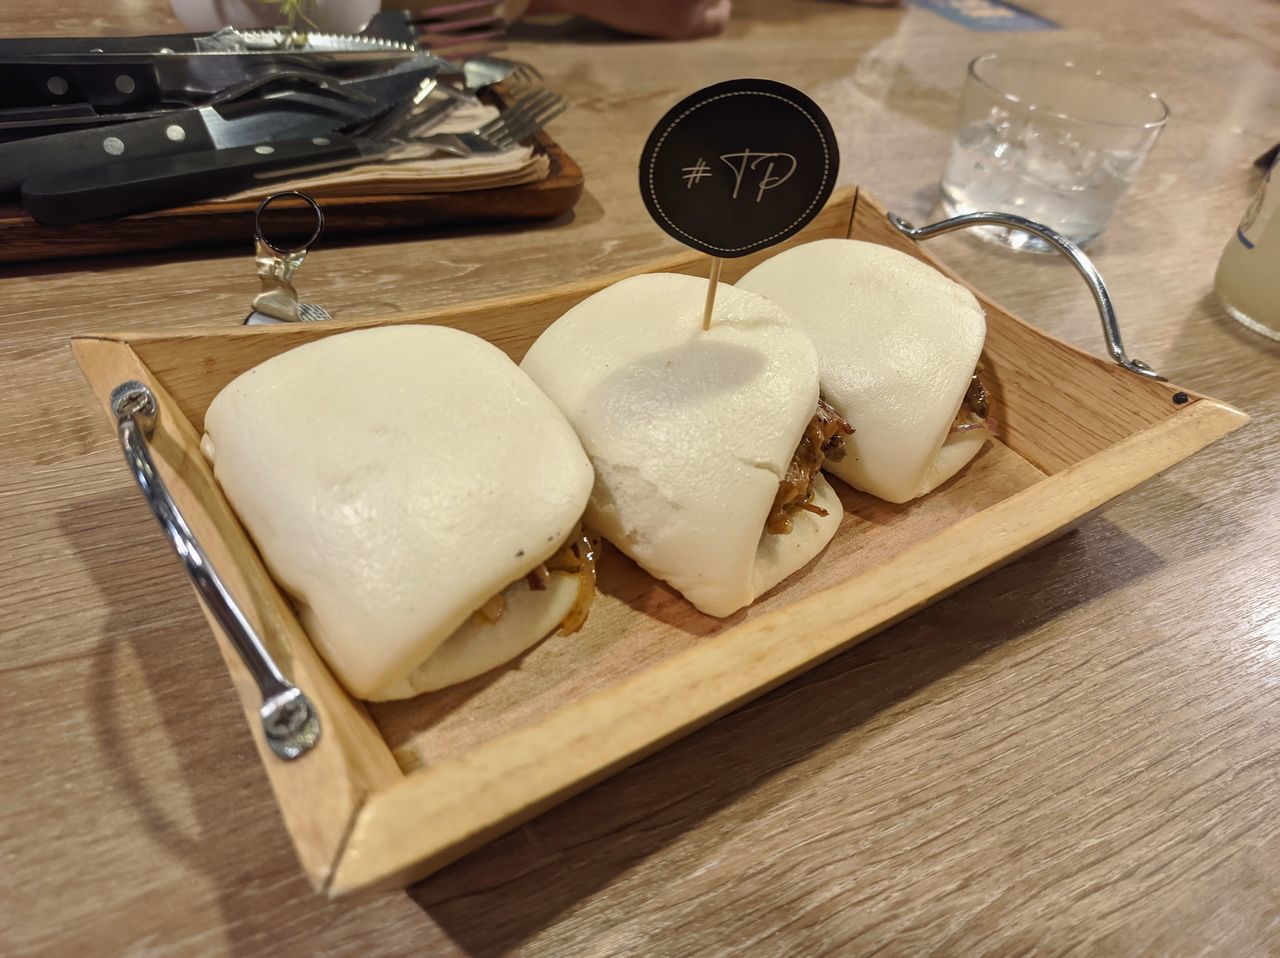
(1214, 155), (1280, 340)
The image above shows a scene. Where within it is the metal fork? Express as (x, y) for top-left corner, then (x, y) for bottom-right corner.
(271, 87), (567, 176)
(470, 88), (567, 149)
(400, 87), (565, 156)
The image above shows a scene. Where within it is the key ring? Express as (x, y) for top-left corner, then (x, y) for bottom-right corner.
(254, 190), (325, 256)
(247, 191), (333, 325)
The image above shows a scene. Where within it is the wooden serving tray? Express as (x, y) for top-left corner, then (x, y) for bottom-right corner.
(0, 124), (582, 265)
(72, 187), (1247, 898)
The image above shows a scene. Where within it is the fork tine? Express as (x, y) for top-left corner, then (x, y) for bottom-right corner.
(503, 90), (558, 127)
(504, 99), (568, 143)
(486, 96), (568, 148)
(491, 62), (541, 90)
(516, 92), (564, 128)
(492, 90), (558, 129)
(500, 87), (554, 113)
(474, 108), (518, 139)
(479, 108), (548, 146)
(501, 95), (565, 141)
(530, 98), (568, 127)
(514, 63), (543, 84)
(498, 99), (562, 140)
(478, 109), (524, 148)
(475, 90), (554, 138)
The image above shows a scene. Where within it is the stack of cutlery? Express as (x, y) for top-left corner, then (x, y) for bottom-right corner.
(0, 8), (567, 225)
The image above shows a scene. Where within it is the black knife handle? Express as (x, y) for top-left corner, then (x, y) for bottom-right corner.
(21, 133), (368, 226)
(0, 110), (218, 194)
(0, 33), (205, 56)
(0, 61), (164, 111)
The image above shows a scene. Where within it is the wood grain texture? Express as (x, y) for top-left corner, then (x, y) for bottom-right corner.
(333, 397), (1246, 897)
(368, 442), (1047, 773)
(69, 188), (1242, 897)
(71, 337), (406, 890)
(0, 120), (584, 265)
(2, 0), (1278, 955)
(110, 190), (861, 430)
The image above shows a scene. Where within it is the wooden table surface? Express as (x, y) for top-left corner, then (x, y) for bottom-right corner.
(3, 1), (1278, 955)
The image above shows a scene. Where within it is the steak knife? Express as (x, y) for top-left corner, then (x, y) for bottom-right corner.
(0, 49), (456, 112)
(21, 102), (468, 226)
(0, 26), (417, 57)
(0, 62), (436, 194)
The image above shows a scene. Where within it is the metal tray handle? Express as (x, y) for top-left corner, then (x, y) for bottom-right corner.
(110, 380), (321, 760)
(887, 210), (1165, 382)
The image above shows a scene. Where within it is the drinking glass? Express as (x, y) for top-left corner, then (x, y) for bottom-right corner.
(940, 55), (1169, 251)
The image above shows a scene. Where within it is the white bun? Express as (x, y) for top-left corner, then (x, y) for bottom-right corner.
(203, 325), (593, 699)
(738, 239), (987, 504)
(368, 572), (580, 700)
(521, 272), (838, 618)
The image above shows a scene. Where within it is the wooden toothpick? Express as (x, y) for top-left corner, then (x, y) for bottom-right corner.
(701, 256), (724, 331)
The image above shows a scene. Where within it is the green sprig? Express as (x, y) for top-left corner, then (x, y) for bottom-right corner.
(256, 0), (318, 29)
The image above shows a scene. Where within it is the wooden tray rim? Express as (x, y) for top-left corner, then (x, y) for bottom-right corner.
(70, 186), (1249, 898)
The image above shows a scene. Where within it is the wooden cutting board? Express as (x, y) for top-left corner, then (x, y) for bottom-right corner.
(0, 125), (583, 265)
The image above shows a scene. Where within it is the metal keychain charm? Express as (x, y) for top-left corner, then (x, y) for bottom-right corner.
(245, 190), (334, 325)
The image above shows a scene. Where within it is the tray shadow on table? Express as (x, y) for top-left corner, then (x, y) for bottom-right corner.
(61, 487), (323, 953)
(402, 516), (1170, 956)
(57, 455), (1245, 952)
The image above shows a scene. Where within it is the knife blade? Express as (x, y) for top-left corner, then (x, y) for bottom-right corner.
(0, 26), (417, 57)
(224, 29), (417, 54)
(0, 62), (437, 194)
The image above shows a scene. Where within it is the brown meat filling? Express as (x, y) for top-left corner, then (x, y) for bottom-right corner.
(474, 524), (600, 636)
(525, 525), (600, 634)
(766, 396), (854, 535)
(951, 362), (996, 434)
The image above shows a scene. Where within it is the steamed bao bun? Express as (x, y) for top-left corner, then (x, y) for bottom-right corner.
(201, 325), (594, 700)
(738, 239), (988, 504)
(520, 273), (842, 618)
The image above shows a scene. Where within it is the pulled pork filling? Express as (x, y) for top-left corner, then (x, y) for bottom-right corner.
(476, 592), (507, 623)
(766, 396), (854, 535)
(473, 524), (600, 635)
(525, 525), (599, 634)
(951, 363), (996, 434)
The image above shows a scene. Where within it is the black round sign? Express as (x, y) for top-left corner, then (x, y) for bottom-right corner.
(639, 78), (839, 258)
